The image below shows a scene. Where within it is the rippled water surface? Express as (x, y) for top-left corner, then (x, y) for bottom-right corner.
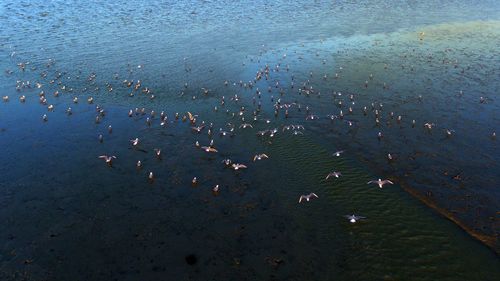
(0, 1), (499, 280)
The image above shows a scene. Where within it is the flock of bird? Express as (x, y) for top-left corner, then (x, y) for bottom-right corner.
(3, 37), (496, 226)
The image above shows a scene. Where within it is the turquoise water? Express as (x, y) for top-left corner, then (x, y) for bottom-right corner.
(0, 1), (499, 280)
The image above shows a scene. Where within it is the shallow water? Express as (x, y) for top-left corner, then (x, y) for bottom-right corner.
(1, 1), (499, 280)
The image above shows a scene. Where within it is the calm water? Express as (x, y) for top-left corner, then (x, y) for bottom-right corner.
(1, 1), (499, 280)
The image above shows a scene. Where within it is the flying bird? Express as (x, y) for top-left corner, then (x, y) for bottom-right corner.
(98, 155), (116, 166)
(298, 193), (319, 203)
(326, 171), (342, 179)
(231, 163), (247, 170)
(201, 146), (218, 153)
(332, 150), (344, 157)
(367, 179), (394, 188)
(344, 214), (366, 223)
(253, 154), (269, 161)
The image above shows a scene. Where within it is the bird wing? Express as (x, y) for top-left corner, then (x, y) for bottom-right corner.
(299, 196), (304, 203)
(367, 181), (375, 184)
(98, 155), (107, 159)
(384, 180), (394, 184)
(311, 193), (318, 198)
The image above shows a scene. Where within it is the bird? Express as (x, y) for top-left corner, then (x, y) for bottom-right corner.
(201, 146), (218, 153)
(192, 177), (197, 186)
(187, 111), (197, 122)
(212, 184), (220, 195)
(424, 123), (435, 130)
(231, 163), (247, 170)
(191, 125), (205, 133)
(98, 155), (116, 166)
(239, 123), (253, 129)
(305, 114), (318, 120)
(326, 171), (341, 179)
(367, 179), (394, 188)
(136, 160), (142, 169)
(148, 172), (154, 181)
(130, 138), (139, 146)
(253, 154), (269, 161)
(332, 150), (344, 157)
(154, 149), (162, 159)
(344, 214), (366, 223)
(298, 193), (318, 203)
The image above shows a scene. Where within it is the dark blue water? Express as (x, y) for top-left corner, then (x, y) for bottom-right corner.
(1, 1), (499, 280)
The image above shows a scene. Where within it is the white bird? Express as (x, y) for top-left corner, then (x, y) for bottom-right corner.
(298, 193), (319, 203)
(326, 171), (341, 179)
(136, 160), (142, 169)
(191, 125), (205, 133)
(344, 214), (366, 223)
(253, 154), (269, 161)
(154, 148), (161, 159)
(239, 123), (253, 129)
(367, 179), (394, 188)
(98, 155), (116, 166)
(212, 184), (220, 195)
(332, 150), (344, 157)
(201, 146), (218, 153)
(148, 172), (154, 181)
(424, 123), (435, 130)
(130, 138), (139, 146)
(231, 163), (247, 170)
